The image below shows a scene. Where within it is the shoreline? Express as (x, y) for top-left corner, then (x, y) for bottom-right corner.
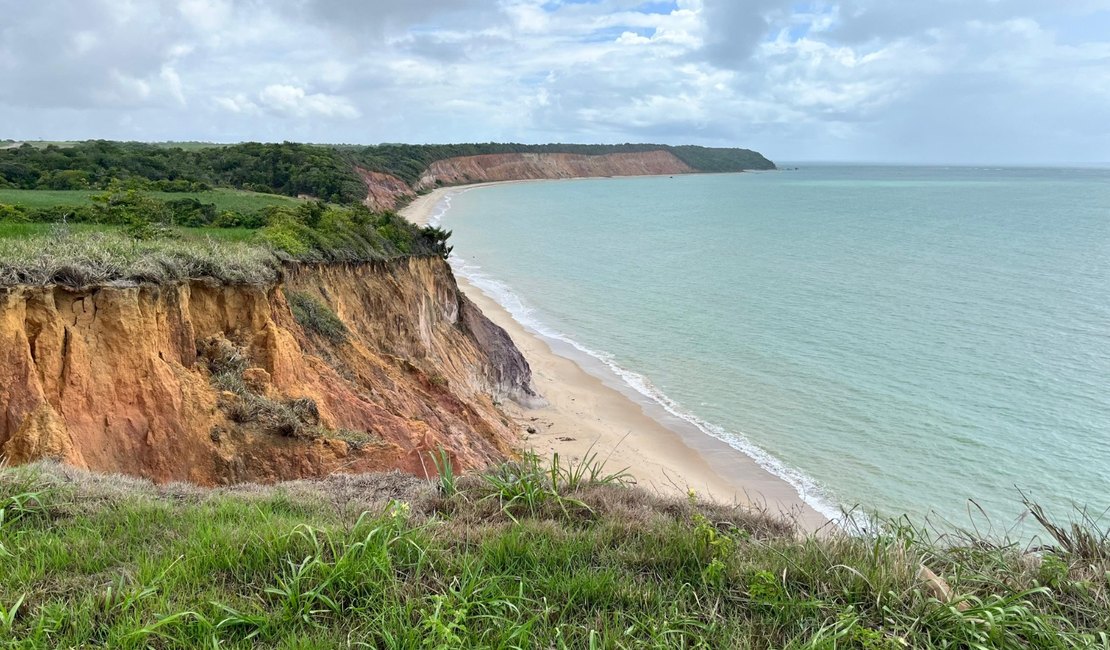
(402, 182), (830, 532)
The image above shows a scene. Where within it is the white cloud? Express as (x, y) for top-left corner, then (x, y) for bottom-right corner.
(214, 94), (258, 114)
(161, 65), (187, 105)
(257, 84), (361, 119)
(178, 0), (232, 30)
(0, 0), (1107, 162)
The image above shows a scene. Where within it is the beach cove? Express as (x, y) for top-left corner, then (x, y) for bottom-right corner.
(402, 181), (830, 531)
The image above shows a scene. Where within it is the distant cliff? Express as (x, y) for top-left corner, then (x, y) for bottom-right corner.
(413, 151), (693, 191)
(359, 146), (775, 210)
(0, 258), (539, 485)
(0, 140), (774, 209)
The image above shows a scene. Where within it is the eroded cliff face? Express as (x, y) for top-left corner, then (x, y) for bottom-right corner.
(356, 166), (415, 212)
(0, 258), (539, 485)
(357, 151), (696, 210)
(413, 151), (694, 191)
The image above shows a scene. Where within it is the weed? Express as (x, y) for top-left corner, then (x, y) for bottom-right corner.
(0, 594), (24, 634)
(285, 290), (349, 344)
(431, 447), (458, 498)
(481, 452), (590, 523)
(549, 445), (633, 492)
(201, 337), (322, 438)
(331, 428), (381, 451)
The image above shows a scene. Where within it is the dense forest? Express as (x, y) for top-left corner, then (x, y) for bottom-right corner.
(0, 141), (775, 204)
(0, 141), (367, 203)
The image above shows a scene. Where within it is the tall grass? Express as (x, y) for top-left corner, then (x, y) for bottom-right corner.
(1, 459), (1108, 648)
(284, 290), (349, 344)
(0, 227), (280, 287)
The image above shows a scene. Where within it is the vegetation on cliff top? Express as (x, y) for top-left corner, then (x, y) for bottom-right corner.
(0, 199), (452, 287)
(0, 140), (775, 204)
(1, 458), (1108, 648)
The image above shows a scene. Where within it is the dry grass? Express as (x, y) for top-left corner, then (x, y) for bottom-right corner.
(0, 227), (280, 287)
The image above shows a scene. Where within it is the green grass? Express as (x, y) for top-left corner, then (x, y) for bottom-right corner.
(0, 188), (302, 212)
(0, 222), (116, 239)
(284, 290), (349, 344)
(1, 458), (1108, 648)
(0, 222), (255, 242)
(178, 226), (257, 242)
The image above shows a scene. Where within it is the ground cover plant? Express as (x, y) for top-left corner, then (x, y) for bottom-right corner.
(1, 456), (1107, 649)
(0, 202), (451, 287)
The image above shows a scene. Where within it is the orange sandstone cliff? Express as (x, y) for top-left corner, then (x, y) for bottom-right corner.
(359, 150), (695, 211)
(413, 151), (694, 191)
(0, 257), (539, 485)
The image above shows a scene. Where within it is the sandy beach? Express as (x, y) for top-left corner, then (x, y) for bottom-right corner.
(402, 184), (829, 531)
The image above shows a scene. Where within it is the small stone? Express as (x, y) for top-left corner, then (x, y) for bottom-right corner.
(526, 426), (537, 434)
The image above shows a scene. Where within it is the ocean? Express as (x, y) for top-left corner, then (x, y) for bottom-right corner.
(432, 165), (1110, 533)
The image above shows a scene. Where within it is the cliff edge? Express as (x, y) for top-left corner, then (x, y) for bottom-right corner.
(0, 257), (540, 485)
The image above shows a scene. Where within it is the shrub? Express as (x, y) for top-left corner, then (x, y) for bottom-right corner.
(284, 290), (349, 344)
(200, 336), (322, 439)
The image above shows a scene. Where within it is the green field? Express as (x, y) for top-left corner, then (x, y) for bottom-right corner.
(1, 140), (81, 150)
(0, 222), (114, 238)
(0, 222), (256, 242)
(0, 188), (302, 212)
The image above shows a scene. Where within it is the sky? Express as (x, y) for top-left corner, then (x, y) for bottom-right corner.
(1, 0), (1109, 164)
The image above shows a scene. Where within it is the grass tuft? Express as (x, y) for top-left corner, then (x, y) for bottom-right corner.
(200, 337), (321, 439)
(284, 290), (349, 344)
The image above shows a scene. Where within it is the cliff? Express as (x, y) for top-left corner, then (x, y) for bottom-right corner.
(355, 166), (415, 210)
(412, 151), (695, 191)
(359, 150), (696, 210)
(0, 257), (539, 485)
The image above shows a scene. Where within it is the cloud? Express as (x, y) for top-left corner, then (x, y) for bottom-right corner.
(0, 0), (1108, 162)
(698, 0), (794, 67)
(215, 85), (360, 119)
(257, 84), (361, 119)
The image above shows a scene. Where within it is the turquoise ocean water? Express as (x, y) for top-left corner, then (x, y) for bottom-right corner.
(433, 165), (1110, 531)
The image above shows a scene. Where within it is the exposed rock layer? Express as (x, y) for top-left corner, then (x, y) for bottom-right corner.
(0, 258), (538, 485)
(413, 151), (694, 192)
(355, 166), (415, 212)
(359, 150), (696, 210)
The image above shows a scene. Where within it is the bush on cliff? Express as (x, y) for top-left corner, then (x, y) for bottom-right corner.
(284, 290), (349, 344)
(0, 202), (450, 288)
(1, 459), (1108, 648)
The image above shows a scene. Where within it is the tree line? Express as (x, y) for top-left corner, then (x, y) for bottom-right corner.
(0, 140), (775, 203)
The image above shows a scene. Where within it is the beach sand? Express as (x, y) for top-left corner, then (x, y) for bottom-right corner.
(402, 184), (829, 531)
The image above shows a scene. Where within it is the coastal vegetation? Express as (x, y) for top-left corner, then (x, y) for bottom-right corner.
(0, 140), (775, 205)
(0, 200), (450, 287)
(1, 458), (1108, 648)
